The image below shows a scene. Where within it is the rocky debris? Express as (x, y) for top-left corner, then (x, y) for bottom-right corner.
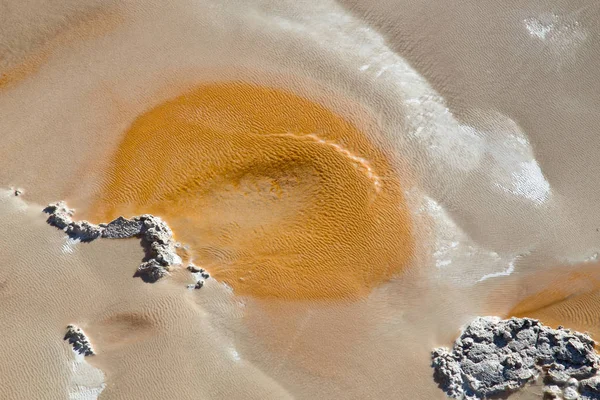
(44, 201), (181, 282)
(135, 259), (168, 283)
(186, 263), (210, 289)
(580, 376), (600, 399)
(66, 220), (103, 241)
(188, 264), (210, 279)
(9, 186), (24, 196)
(187, 263), (203, 273)
(100, 216), (143, 239)
(64, 325), (94, 356)
(544, 385), (563, 399)
(43, 202), (103, 242)
(432, 317), (600, 400)
(43, 202), (75, 230)
(187, 280), (204, 290)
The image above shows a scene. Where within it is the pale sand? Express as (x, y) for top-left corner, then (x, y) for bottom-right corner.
(1, 0), (599, 399)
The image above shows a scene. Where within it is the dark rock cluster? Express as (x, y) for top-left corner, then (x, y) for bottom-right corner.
(64, 325), (94, 356)
(432, 317), (600, 400)
(44, 201), (181, 282)
(186, 263), (210, 290)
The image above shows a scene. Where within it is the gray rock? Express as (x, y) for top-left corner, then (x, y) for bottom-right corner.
(432, 317), (600, 399)
(43, 202), (104, 241)
(187, 263), (204, 273)
(137, 215), (181, 269)
(65, 220), (104, 242)
(44, 201), (181, 282)
(580, 376), (600, 399)
(193, 280), (204, 289)
(140, 215), (173, 245)
(135, 260), (168, 283)
(544, 385), (563, 399)
(64, 325), (94, 356)
(564, 386), (581, 400)
(43, 201), (74, 230)
(101, 216), (143, 239)
(187, 279), (204, 290)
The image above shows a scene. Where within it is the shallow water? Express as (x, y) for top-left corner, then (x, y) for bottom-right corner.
(1, 0), (600, 399)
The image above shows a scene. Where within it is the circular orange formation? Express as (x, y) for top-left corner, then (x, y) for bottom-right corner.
(90, 82), (414, 300)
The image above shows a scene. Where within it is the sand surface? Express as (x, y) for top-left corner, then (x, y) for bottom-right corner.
(1, 0), (600, 399)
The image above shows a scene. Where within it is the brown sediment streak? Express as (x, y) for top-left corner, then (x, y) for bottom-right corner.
(508, 264), (600, 341)
(88, 82), (415, 300)
(0, 7), (121, 91)
(0, 56), (45, 89)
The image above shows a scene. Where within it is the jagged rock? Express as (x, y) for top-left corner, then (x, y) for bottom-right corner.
(563, 386), (580, 400)
(581, 376), (600, 399)
(187, 280), (204, 290)
(44, 201), (74, 229)
(187, 263), (210, 288)
(44, 201), (181, 283)
(64, 325), (94, 356)
(43, 202), (103, 241)
(187, 263), (203, 273)
(187, 264), (209, 280)
(135, 259), (168, 283)
(101, 216), (143, 239)
(65, 220), (103, 242)
(432, 317), (600, 399)
(150, 242), (177, 265)
(140, 215), (173, 245)
(544, 385), (563, 399)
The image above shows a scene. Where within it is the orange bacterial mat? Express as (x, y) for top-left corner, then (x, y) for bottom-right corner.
(90, 82), (415, 300)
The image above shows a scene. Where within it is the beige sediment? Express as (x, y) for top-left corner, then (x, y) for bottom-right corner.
(2, 0), (599, 398)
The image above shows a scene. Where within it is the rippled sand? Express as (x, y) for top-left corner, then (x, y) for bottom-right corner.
(506, 262), (600, 345)
(1, 0), (599, 399)
(87, 82), (414, 300)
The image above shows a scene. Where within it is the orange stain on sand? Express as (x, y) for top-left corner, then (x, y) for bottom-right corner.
(90, 82), (415, 300)
(509, 264), (600, 341)
(0, 56), (45, 90)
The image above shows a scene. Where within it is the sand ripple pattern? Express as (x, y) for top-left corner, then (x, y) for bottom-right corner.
(88, 82), (415, 300)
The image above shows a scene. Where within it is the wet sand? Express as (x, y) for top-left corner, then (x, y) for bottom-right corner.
(86, 82), (415, 300)
(1, 0), (600, 399)
(506, 262), (600, 344)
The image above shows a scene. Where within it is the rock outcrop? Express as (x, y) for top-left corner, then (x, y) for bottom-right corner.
(186, 263), (210, 289)
(44, 201), (181, 282)
(432, 317), (600, 399)
(64, 325), (95, 356)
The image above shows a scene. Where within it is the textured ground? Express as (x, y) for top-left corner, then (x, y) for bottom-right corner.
(2, 0), (600, 399)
